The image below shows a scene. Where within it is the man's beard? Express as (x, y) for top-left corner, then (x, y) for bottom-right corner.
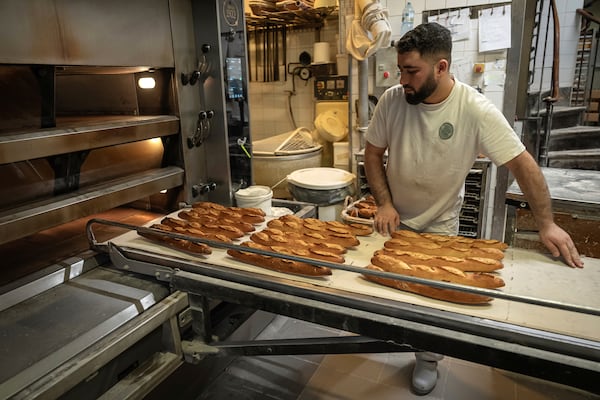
(404, 72), (437, 105)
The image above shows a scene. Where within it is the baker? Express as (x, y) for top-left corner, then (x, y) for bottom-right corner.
(363, 22), (584, 395)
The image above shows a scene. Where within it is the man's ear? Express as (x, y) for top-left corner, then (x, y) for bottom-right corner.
(438, 59), (449, 73)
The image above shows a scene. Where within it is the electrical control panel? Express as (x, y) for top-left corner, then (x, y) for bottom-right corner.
(314, 76), (348, 101)
(375, 46), (399, 88)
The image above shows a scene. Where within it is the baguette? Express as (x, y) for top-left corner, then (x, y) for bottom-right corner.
(229, 206), (266, 217)
(280, 214), (306, 224)
(371, 254), (504, 289)
(219, 208), (265, 224)
(363, 265), (492, 304)
(163, 216), (245, 240)
(261, 228), (306, 241)
(350, 196), (378, 220)
(384, 238), (505, 260)
(191, 201), (227, 211)
(159, 218), (233, 243)
(318, 220), (374, 236)
(303, 223), (360, 238)
(189, 201), (266, 224)
(250, 231), (347, 259)
(227, 241), (331, 277)
(257, 229), (347, 254)
(177, 210), (220, 225)
(268, 218), (360, 248)
(391, 229), (434, 243)
(183, 207), (221, 218)
(194, 223), (245, 239)
(283, 217), (374, 237)
(309, 242), (347, 255)
(138, 224), (212, 255)
(358, 208), (377, 218)
(303, 222), (331, 234)
(392, 230), (510, 251)
(269, 245), (345, 264)
(177, 210), (255, 232)
(325, 226), (359, 235)
(375, 248), (503, 272)
(161, 216), (190, 228)
(356, 195), (376, 207)
(238, 213), (266, 225)
(266, 219), (303, 231)
(170, 226), (233, 244)
(422, 233), (509, 250)
(303, 231), (360, 248)
(217, 217), (255, 233)
(345, 223), (374, 236)
(250, 231), (314, 249)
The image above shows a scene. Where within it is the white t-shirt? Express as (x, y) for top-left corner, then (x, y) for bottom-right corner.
(365, 80), (525, 231)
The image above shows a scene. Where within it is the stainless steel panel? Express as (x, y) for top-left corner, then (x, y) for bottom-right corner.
(0, 166), (184, 245)
(0, 116), (180, 165)
(169, 0), (209, 205)
(0, 268), (66, 313)
(12, 291), (188, 400)
(0, 0), (174, 67)
(507, 167), (600, 214)
(192, 0), (234, 205)
(0, 1), (64, 65)
(0, 283), (141, 398)
(73, 278), (157, 311)
(0, 264), (173, 399)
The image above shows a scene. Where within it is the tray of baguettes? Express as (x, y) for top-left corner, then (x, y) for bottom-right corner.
(341, 195), (377, 225)
(123, 200), (516, 307)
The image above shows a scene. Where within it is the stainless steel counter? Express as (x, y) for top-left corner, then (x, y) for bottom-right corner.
(507, 167), (600, 214)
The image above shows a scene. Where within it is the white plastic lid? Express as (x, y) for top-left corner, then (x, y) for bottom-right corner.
(315, 110), (347, 142)
(287, 168), (355, 190)
(234, 185), (273, 200)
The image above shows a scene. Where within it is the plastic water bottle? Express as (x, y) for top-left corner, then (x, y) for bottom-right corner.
(400, 2), (414, 36)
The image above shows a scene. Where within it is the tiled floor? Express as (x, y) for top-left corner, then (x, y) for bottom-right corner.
(197, 315), (599, 400)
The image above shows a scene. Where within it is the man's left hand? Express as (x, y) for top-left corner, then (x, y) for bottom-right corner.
(538, 223), (584, 268)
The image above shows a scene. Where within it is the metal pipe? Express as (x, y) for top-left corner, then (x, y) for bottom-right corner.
(540, 0), (561, 167)
(357, 58), (369, 147)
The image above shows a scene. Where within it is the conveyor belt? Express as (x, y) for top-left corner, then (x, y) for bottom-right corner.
(88, 213), (600, 394)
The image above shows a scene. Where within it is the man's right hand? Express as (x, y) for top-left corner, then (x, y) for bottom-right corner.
(373, 203), (401, 236)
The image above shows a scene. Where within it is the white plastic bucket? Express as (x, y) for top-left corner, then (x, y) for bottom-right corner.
(234, 185), (273, 215)
(286, 168), (355, 221)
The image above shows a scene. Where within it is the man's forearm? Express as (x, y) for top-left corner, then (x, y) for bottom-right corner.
(506, 152), (554, 229)
(364, 149), (394, 207)
(505, 151), (583, 268)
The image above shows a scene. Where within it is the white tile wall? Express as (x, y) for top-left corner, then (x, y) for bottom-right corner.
(248, 0), (584, 139)
(248, 22), (338, 139)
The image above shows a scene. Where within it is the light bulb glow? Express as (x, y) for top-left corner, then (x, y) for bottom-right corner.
(138, 77), (156, 89)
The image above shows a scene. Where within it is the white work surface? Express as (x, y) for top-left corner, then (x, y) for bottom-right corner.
(109, 213), (600, 343)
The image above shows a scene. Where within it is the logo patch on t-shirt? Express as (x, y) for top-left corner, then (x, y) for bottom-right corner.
(439, 122), (454, 140)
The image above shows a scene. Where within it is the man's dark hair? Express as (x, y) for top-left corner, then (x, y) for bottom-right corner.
(396, 22), (452, 65)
